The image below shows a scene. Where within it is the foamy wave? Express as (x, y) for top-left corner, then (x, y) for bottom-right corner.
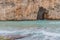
(0, 28), (60, 40)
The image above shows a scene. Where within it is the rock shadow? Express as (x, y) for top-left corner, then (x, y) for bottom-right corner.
(37, 7), (48, 20)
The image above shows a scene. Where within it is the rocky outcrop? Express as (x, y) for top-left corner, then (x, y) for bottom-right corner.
(37, 0), (60, 20)
(0, 0), (38, 20)
(47, 0), (60, 19)
(0, 0), (60, 20)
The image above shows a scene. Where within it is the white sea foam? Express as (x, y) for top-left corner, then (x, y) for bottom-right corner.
(0, 28), (60, 40)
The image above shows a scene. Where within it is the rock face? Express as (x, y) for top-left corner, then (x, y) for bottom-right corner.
(0, 0), (38, 20)
(0, 0), (60, 20)
(36, 0), (60, 20)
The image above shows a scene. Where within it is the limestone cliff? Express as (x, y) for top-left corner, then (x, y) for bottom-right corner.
(0, 0), (60, 20)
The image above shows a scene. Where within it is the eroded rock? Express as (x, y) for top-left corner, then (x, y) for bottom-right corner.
(0, 0), (60, 20)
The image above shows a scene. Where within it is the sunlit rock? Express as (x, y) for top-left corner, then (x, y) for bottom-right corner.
(0, 0), (60, 20)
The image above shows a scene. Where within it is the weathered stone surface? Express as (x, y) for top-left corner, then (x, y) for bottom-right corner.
(0, 0), (39, 20)
(47, 0), (60, 19)
(37, 0), (60, 20)
(0, 0), (60, 20)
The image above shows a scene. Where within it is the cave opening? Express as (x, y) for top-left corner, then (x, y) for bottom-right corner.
(37, 7), (48, 20)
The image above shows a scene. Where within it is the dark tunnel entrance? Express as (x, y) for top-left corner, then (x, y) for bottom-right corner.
(37, 7), (48, 20)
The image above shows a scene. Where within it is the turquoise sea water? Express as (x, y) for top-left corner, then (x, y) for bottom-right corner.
(0, 20), (60, 40)
(0, 20), (60, 30)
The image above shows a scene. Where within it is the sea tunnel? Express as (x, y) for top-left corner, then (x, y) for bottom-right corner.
(37, 7), (48, 20)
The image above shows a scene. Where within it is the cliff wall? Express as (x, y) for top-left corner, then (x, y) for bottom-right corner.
(0, 0), (60, 20)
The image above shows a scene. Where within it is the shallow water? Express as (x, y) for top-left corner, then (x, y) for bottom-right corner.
(0, 20), (60, 30)
(0, 20), (60, 40)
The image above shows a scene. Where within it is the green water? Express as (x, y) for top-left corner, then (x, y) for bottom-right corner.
(0, 20), (60, 30)
(0, 20), (60, 40)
